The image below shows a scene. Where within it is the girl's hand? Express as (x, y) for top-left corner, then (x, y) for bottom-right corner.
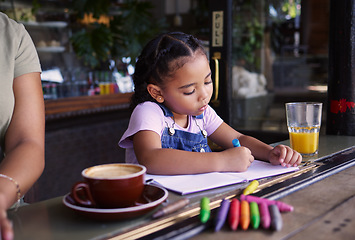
(220, 147), (254, 172)
(268, 145), (302, 167)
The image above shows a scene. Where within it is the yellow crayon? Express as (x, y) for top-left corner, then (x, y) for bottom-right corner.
(243, 180), (259, 195)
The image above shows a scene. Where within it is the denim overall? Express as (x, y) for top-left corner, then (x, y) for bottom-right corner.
(159, 104), (212, 153)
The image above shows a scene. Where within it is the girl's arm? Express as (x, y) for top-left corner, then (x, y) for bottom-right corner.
(209, 122), (301, 166)
(208, 122), (272, 160)
(134, 121), (301, 175)
(133, 129), (253, 175)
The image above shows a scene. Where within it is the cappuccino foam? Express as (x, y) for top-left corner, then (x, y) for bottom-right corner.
(85, 164), (143, 179)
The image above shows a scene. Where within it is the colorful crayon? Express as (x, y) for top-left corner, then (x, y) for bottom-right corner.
(243, 180), (259, 195)
(200, 197), (210, 223)
(259, 202), (271, 229)
(240, 194), (294, 212)
(232, 139), (241, 147)
(240, 200), (250, 230)
(269, 204), (283, 231)
(214, 199), (230, 232)
(250, 201), (260, 229)
(228, 198), (240, 231)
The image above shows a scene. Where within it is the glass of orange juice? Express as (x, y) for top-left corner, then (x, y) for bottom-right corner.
(286, 102), (322, 156)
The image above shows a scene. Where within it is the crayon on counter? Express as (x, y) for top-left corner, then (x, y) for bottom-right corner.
(269, 204), (283, 231)
(214, 199), (231, 232)
(240, 194), (294, 212)
(240, 200), (250, 230)
(249, 202), (260, 229)
(259, 202), (271, 229)
(243, 180), (259, 195)
(228, 198), (240, 231)
(232, 139), (241, 147)
(152, 198), (190, 219)
(200, 197), (211, 223)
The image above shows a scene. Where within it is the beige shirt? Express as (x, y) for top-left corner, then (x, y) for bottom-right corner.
(0, 12), (41, 152)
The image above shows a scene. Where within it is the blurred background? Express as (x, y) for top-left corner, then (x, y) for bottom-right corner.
(0, 0), (331, 201)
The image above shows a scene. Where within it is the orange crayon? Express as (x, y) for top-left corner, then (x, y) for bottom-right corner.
(240, 200), (250, 230)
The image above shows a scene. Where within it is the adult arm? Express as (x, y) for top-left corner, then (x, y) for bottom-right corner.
(0, 72), (45, 239)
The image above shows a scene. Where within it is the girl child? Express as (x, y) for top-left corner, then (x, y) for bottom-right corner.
(119, 32), (302, 175)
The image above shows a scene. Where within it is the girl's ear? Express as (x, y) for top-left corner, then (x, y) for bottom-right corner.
(147, 84), (164, 103)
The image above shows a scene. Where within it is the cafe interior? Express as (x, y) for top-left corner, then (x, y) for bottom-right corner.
(1, 0), (355, 239)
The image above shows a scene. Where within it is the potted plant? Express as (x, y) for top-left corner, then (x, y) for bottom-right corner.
(70, 0), (166, 70)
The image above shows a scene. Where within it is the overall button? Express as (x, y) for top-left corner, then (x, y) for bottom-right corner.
(168, 128), (175, 136)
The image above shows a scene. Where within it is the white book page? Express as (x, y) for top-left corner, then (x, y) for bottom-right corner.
(146, 160), (299, 195)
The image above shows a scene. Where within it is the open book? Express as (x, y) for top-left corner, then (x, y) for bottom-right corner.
(146, 160), (299, 195)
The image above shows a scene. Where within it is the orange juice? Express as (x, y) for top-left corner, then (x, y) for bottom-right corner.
(289, 131), (319, 155)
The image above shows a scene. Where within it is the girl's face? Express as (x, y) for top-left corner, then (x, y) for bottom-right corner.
(161, 53), (213, 119)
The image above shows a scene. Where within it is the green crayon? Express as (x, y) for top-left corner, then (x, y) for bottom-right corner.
(200, 197), (210, 223)
(250, 201), (260, 229)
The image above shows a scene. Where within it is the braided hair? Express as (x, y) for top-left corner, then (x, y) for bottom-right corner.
(130, 32), (207, 109)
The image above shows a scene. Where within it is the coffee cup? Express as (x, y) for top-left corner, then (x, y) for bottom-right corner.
(71, 163), (146, 208)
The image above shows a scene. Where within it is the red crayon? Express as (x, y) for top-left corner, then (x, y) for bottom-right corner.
(228, 198), (240, 231)
(240, 200), (250, 230)
(259, 202), (271, 229)
(240, 194), (293, 212)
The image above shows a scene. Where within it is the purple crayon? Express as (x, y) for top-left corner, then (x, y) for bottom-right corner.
(259, 202), (271, 229)
(214, 199), (231, 232)
(240, 194), (293, 212)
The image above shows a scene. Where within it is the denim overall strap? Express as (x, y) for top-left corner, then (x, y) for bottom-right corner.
(158, 103), (174, 117)
(158, 103), (211, 152)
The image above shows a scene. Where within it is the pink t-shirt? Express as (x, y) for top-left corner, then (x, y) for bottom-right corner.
(118, 101), (223, 164)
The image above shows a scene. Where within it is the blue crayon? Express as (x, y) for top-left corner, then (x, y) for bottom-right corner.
(214, 199), (231, 232)
(232, 139), (241, 147)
